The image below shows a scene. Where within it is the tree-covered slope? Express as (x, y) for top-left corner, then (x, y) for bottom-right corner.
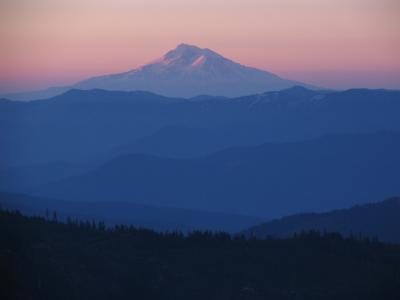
(1, 210), (400, 300)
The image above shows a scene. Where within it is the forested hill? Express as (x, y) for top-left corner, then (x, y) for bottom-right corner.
(243, 197), (400, 243)
(1, 210), (400, 300)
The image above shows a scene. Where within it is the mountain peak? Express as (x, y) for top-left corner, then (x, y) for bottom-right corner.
(73, 44), (314, 97)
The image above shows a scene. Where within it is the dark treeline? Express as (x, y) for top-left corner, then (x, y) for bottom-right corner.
(1, 209), (400, 300)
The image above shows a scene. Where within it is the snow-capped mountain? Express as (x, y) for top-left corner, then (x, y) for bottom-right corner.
(1, 43), (316, 100)
(73, 43), (314, 98)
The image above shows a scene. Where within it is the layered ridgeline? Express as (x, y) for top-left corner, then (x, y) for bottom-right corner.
(1, 87), (400, 166)
(0, 192), (262, 233)
(1, 87), (400, 220)
(243, 198), (400, 244)
(28, 132), (400, 219)
(1, 44), (312, 100)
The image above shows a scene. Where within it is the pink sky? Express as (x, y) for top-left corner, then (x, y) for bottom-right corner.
(1, 0), (399, 92)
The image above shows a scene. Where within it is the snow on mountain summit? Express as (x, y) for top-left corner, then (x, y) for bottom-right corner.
(161, 44), (224, 64)
(136, 44), (235, 75)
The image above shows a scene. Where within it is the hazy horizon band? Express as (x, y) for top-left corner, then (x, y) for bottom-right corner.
(1, 0), (399, 92)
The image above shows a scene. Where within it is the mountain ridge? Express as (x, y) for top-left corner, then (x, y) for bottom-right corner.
(30, 131), (400, 218)
(1, 87), (400, 166)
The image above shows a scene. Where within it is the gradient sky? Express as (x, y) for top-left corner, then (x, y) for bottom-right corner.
(1, 0), (399, 92)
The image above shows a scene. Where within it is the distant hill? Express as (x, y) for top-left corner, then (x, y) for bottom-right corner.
(0, 192), (261, 233)
(0, 162), (93, 193)
(32, 132), (400, 218)
(1, 87), (400, 166)
(243, 197), (400, 244)
(111, 126), (231, 159)
(0, 86), (69, 101)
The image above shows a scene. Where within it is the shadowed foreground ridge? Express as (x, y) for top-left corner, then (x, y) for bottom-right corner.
(1, 210), (400, 300)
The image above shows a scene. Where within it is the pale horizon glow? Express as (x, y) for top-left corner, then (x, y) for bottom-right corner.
(1, 0), (399, 93)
